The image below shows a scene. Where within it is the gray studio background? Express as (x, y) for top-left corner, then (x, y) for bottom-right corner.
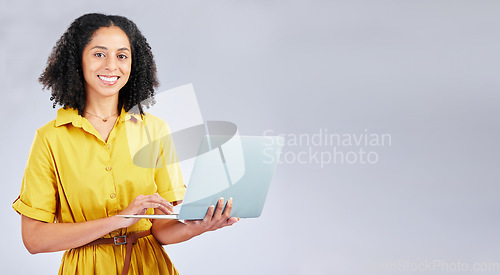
(1, 0), (499, 274)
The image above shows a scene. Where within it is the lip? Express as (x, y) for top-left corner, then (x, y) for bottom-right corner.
(98, 75), (120, 86)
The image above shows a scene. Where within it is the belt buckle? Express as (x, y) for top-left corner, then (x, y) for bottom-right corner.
(114, 235), (127, 245)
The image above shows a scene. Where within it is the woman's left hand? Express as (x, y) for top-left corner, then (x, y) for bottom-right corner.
(184, 197), (239, 235)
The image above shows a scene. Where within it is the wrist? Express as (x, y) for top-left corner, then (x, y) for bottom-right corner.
(186, 222), (206, 238)
(108, 215), (128, 230)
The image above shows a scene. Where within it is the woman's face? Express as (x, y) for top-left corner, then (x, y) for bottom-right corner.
(81, 26), (132, 100)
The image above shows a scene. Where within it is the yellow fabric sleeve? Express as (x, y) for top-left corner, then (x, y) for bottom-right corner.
(155, 122), (186, 203)
(12, 130), (58, 223)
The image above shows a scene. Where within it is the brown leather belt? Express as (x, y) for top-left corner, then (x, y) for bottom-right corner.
(84, 229), (152, 275)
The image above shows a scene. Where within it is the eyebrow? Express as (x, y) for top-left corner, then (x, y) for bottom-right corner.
(91, 46), (130, 52)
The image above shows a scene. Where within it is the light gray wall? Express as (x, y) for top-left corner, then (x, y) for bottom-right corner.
(1, 0), (499, 274)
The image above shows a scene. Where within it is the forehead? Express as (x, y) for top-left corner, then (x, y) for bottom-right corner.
(86, 26), (131, 49)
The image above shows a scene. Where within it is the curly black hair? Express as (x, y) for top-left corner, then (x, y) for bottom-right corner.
(39, 13), (158, 115)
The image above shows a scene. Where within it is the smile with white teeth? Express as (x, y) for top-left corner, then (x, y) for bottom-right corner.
(98, 75), (119, 82)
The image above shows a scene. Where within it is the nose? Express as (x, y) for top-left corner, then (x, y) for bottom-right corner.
(105, 56), (118, 71)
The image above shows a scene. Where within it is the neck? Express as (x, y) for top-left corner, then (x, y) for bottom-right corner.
(84, 93), (120, 117)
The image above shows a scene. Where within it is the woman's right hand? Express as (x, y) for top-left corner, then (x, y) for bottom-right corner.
(117, 193), (173, 227)
(20, 193), (174, 254)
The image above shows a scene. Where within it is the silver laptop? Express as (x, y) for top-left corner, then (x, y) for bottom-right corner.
(118, 135), (284, 220)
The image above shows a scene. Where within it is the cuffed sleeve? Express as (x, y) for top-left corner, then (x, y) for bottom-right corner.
(12, 130), (57, 223)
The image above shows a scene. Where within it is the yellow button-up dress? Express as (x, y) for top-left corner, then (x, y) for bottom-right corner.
(13, 107), (186, 274)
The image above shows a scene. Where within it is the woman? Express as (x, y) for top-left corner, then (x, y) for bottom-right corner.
(12, 13), (238, 275)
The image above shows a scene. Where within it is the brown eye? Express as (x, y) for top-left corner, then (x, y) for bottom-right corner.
(118, 54), (128, 59)
(94, 52), (105, 58)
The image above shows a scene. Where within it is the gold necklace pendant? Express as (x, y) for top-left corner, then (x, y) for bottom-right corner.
(85, 111), (118, 122)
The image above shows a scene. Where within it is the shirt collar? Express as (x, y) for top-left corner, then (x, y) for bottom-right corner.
(55, 107), (144, 127)
(121, 111), (144, 123)
(55, 107), (81, 127)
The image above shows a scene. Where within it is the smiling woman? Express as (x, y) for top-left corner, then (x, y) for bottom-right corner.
(13, 13), (238, 275)
(82, 27), (132, 100)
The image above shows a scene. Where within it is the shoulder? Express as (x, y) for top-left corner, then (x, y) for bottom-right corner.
(143, 112), (171, 133)
(35, 107), (77, 141)
(143, 112), (165, 124)
(35, 119), (59, 139)
(25, 119), (60, 153)
(36, 107), (79, 139)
